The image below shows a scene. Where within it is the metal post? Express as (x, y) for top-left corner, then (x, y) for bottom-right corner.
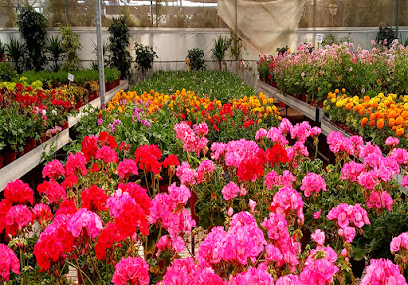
(396, 0), (401, 38)
(95, 0), (105, 106)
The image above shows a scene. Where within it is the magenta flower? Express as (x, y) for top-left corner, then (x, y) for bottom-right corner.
(67, 208), (103, 239)
(117, 159), (138, 179)
(65, 152), (87, 176)
(300, 172), (326, 197)
(360, 259), (406, 285)
(95, 146), (119, 164)
(42, 159), (66, 180)
(112, 257), (150, 285)
(385, 136), (400, 147)
(255, 128), (267, 140)
(5, 205), (32, 236)
(390, 232), (408, 253)
(0, 244), (20, 281)
(221, 182), (241, 201)
(311, 229), (325, 246)
(367, 191), (393, 211)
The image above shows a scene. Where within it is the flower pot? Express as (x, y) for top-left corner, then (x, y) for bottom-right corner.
(23, 143), (31, 154)
(4, 149), (16, 165)
(278, 101), (286, 108)
(31, 139), (36, 150)
(16, 149), (24, 159)
(62, 121), (68, 130)
(300, 95), (307, 102)
(114, 78), (120, 87)
(41, 134), (48, 144)
(0, 154), (4, 170)
(105, 82), (114, 91)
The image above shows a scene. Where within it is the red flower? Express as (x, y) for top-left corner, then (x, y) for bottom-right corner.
(4, 180), (34, 205)
(5, 205), (32, 236)
(0, 201), (12, 234)
(95, 146), (119, 164)
(213, 125), (220, 132)
(98, 132), (117, 149)
(118, 141), (129, 152)
(81, 185), (108, 212)
(81, 136), (98, 161)
(61, 175), (78, 190)
(55, 200), (77, 216)
(32, 203), (53, 225)
(118, 183), (151, 216)
(115, 200), (150, 239)
(162, 154), (180, 175)
(266, 144), (289, 167)
(95, 222), (122, 261)
(89, 163), (101, 173)
(134, 145), (162, 174)
(117, 159), (138, 180)
(237, 149), (266, 182)
(37, 181), (66, 204)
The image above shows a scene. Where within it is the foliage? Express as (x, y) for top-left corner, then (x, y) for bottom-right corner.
(0, 40), (5, 59)
(0, 62), (17, 82)
(59, 24), (82, 71)
(16, 5), (47, 72)
(47, 36), (64, 72)
(108, 16), (132, 79)
(134, 42), (157, 75)
(211, 35), (231, 70)
(5, 37), (25, 74)
(187, 48), (205, 71)
(229, 29), (247, 63)
(276, 45), (290, 56)
(376, 25), (397, 48)
(131, 70), (254, 104)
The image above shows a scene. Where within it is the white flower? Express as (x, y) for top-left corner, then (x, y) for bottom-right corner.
(42, 109), (47, 116)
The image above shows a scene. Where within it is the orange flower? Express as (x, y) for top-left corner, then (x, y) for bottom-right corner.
(396, 116), (404, 125)
(370, 120), (375, 127)
(359, 108), (366, 115)
(345, 103), (353, 110)
(370, 113), (376, 121)
(364, 96), (370, 101)
(361, 117), (368, 127)
(396, 128), (404, 136)
(377, 119), (384, 129)
(389, 118), (396, 127)
(371, 101), (378, 108)
(402, 111), (408, 120)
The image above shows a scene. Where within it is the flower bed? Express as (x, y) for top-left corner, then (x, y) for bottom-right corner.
(258, 41), (408, 105)
(1, 118), (408, 284)
(324, 89), (408, 149)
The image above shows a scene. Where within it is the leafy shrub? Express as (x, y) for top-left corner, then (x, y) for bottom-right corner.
(59, 24), (82, 71)
(134, 42), (157, 75)
(108, 16), (132, 79)
(187, 48), (205, 71)
(5, 37), (25, 74)
(17, 5), (47, 71)
(0, 62), (17, 81)
(376, 25), (397, 48)
(211, 35), (230, 70)
(47, 36), (64, 72)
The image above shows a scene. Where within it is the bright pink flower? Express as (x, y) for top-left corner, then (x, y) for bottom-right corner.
(65, 152), (87, 176)
(42, 160), (66, 180)
(255, 128), (267, 140)
(279, 118), (292, 135)
(95, 145), (119, 164)
(0, 201), (12, 233)
(55, 199), (77, 216)
(327, 132), (354, 155)
(112, 257), (150, 285)
(5, 205), (32, 236)
(117, 183), (151, 216)
(300, 246), (339, 284)
(361, 259), (407, 285)
(310, 126), (321, 137)
(228, 207), (234, 217)
(107, 190), (136, 218)
(390, 232), (408, 253)
(313, 209), (322, 219)
(32, 203), (53, 225)
(341, 161), (365, 182)
(197, 159), (215, 184)
(357, 171), (378, 190)
(176, 162), (197, 185)
(311, 229), (325, 246)
(267, 127), (289, 145)
(402, 175), (408, 187)
(386, 136), (400, 147)
(162, 257), (197, 284)
(4, 180), (33, 205)
(37, 180), (66, 204)
(390, 148), (408, 165)
(81, 136), (98, 161)
(300, 172), (326, 197)
(366, 191), (393, 211)
(276, 275), (301, 285)
(67, 208), (103, 239)
(230, 265), (274, 285)
(264, 171), (279, 190)
(222, 182), (241, 201)
(269, 187), (304, 224)
(265, 244), (283, 263)
(249, 199), (256, 214)
(290, 121), (311, 143)
(117, 159), (138, 179)
(194, 122), (209, 137)
(0, 244), (20, 281)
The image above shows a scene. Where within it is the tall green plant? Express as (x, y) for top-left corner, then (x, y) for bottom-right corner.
(59, 24), (82, 71)
(187, 48), (205, 71)
(47, 36), (64, 71)
(108, 16), (132, 79)
(5, 37), (25, 74)
(17, 5), (47, 71)
(134, 42), (157, 75)
(211, 35), (231, 71)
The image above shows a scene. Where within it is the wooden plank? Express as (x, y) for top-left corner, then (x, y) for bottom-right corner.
(0, 128), (70, 191)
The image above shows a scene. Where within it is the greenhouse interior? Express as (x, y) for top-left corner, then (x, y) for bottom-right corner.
(1, 0), (408, 284)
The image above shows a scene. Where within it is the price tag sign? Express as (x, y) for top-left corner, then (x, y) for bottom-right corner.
(316, 34), (324, 44)
(68, 73), (75, 82)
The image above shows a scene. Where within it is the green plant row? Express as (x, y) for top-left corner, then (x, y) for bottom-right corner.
(14, 68), (121, 86)
(131, 70), (254, 104)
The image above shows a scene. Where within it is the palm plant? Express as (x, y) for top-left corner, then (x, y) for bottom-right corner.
(5, 37), (25, 74)
(47, 36), (64, 71)
(211, 35), (231, 71)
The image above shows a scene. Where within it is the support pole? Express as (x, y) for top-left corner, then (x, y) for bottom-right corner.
(95, 0), (105, 106)
(396, 0), (401, 38)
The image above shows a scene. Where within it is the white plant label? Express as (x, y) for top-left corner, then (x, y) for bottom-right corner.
(68, 73), (75, 82)
(316, 34), (324, 44)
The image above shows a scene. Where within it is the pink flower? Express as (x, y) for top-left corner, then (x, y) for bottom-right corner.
(300, 172), (326, 197)
(32, 203), (53, 225)
(390, 232), (408, 253)
(42, 159), (66, 180)
(194, 122), (209, 137)
(5, 205), (32, 236)
(264, 171), (279, 190)
(338, 227), (356, 243)
(67, 208), (103, 239)
(176, 162), (197, 185)
(269, 186), (304, 224)
(276, 275), (301, 285)
(171, 236), (186, 253)
(385, 136), (400, 147)
(402, 175), (408, 187)
(255, 128), (267, 140)
(106, 190), (136, 218)
(197, 159), (215, 184)
(361, 259), (407, 285)
(37, 181), (66, 204)
(95, 146), (119, 164)
(0, 244), (20, 281)
(301, 246), (339, 284)
(65, 152), (87, 176)
(366, 191), (393, 211)
(228, 207), (234, 217)
(117, 159), (138, 179)
(4, 180), (34, 205)
(390, 148), (408, 165)
(310, 127), (321, 137)
(222, 182), (241, 201)
(112, 257), (150, 285)
(313, 209), (322, 219)
(279, 118), (293, 135)
(290, 121), (311, 143)
(311, 229), (325, 246)
(357, 171), (377, 190)
(230, 265), (274, 284)
(341, 161), (365, 182)
(267, 127), (289, 145)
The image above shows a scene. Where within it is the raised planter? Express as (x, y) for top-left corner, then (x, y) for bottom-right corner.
(256, 80), (323, 122)
(68, 80), (129, 128)
(0, 129), (70, 191)
(321, 115), (351, 138)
